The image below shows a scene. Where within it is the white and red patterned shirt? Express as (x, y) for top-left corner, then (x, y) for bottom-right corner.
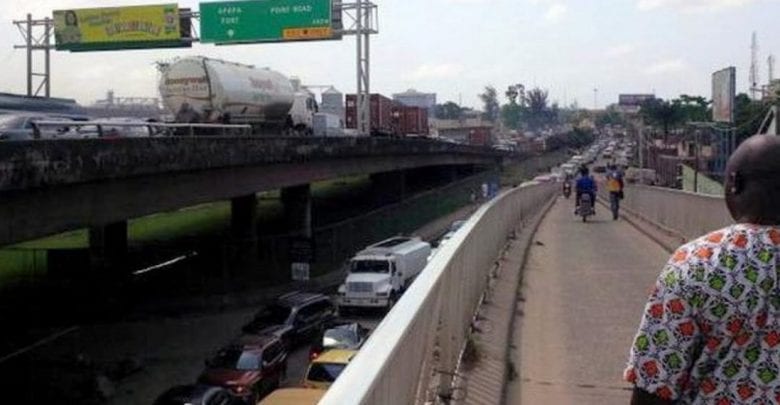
(625, 224), (780, 404)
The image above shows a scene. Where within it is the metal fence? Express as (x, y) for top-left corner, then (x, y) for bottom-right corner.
(320, 181), (557, 405)
(621, 185), (732, 241)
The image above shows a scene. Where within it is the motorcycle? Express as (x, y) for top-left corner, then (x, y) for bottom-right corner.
(609, 191), (621, 220)
(562, 182), (572, 199)
(578, 193), (595, 222)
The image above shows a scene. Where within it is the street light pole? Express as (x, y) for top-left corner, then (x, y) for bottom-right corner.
(693, 129), (700, 193)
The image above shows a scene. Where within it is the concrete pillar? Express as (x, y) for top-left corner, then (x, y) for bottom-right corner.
(281, 184), (312, 238)
(89, 221), (128, 271)
(370, 170), (406, 205)
(231, 194), (258, 242)
(229, 194), (259, 275)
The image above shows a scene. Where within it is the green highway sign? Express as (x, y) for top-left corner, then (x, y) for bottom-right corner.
(200, 0), (335, 44)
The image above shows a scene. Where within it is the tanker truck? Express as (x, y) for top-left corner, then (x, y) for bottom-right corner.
(158, 56), (318, 134)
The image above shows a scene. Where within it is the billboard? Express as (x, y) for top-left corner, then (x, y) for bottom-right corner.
(53, 4), (188, 51)
(712, 67), (736, 123)
(618, 94), (655, 107)
(200, 0), (337, 44)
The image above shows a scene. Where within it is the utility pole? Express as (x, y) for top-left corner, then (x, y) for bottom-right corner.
(334, 1), (378, 136)
(593, 88), (598, 110)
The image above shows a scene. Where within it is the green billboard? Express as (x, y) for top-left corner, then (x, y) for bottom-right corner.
(200, 0), (335, 44)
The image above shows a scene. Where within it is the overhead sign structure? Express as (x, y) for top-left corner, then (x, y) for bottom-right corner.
(200, 0), (337, 44)
(712, 67), (736, 123)
(53, 4), (189, 51)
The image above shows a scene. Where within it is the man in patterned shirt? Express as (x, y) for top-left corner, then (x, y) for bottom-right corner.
(625, 135), (780, 405)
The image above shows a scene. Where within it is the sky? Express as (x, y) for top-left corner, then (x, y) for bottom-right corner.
(0, 0), (778, 109)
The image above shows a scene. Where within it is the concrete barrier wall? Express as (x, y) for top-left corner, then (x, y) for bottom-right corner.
(621, 185), (732, 242)
(320, 182), (558, 405)
(0, 137), (500, 191)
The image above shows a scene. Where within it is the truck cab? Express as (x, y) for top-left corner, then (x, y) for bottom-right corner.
(288, 92), (318, 134)
(337, 237), (431, 311)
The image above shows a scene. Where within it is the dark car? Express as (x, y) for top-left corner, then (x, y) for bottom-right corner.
(309, 322), (371, 360)
(242, 291), (337, 349)
(199, 335), (288, 404)
(153, 384), (243, 405)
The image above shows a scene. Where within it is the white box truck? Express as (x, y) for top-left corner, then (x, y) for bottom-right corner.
(337, 237), (431, 311)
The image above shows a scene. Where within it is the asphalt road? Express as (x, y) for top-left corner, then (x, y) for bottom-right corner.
(505, 197), (670, 405)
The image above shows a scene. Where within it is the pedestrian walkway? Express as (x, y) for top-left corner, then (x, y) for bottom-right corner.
(505, 198), (671, 404)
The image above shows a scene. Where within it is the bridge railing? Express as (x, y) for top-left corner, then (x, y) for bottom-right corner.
(320, 181), (557, 405)
(32, 120), (253, 138)
(621, 185), (731, 242)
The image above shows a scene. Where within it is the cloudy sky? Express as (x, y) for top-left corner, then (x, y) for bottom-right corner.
(0, 0), (778, 109)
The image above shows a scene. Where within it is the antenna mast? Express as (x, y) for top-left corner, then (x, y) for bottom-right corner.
(750, 32), (759, 99)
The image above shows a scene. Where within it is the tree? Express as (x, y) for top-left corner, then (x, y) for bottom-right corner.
(525, 87), (550, 130)
(639, 98), (685, 139)
(434, 101), (463, 120)
(595, 106), (625, 128)
(505, 85), (519, 105)
(676, 94), (710, 123)
(479, 86), (500, 122)
(501, 103), (523, 129)
(734, 93), (770, 143)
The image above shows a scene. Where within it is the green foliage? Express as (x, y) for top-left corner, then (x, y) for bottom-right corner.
(501, 103), (523, 130)
(479, 86), (501, 122)
(595, 107), (625, 128)
(497, 85), (560, 131)
(434, 101), (464, 120)
(734, 93), (770, 143)
(544, 127), (595, 152)
(677, 94), (711, 122)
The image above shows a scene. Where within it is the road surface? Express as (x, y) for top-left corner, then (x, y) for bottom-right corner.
(506, 197), (670, 405)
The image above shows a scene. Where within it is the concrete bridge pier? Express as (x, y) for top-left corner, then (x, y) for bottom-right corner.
(88, 221), (128, 272)
(229, 194), (259, 273)
(370, 170), (407, 205)
(281, 184), (312, 238)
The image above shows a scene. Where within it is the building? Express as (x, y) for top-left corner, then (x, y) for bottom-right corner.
(392, 89), (436, 114)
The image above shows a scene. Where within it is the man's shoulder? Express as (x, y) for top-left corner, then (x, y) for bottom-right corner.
(668, 225), (776, 271)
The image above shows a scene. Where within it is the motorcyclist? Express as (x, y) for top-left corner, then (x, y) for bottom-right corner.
(575, 166), (597, 214)
(562, 172), (573, 197)
(606, 164), (624, 220)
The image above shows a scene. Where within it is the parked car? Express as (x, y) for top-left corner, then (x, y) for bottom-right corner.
(153, 384), (243, 405)
(302, 349), (357, 390)
(438, 220), (467, 246)
(199, 335), (288, 404)
(309, 322), (370, 360)
(242, 291), (337, 349)
(258, 388), (326, 405)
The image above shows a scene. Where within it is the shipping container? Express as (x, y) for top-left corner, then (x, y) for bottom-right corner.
(345, 94), (396, 136)
(468, 127), (492, 146)
(392, 106), (429, 136)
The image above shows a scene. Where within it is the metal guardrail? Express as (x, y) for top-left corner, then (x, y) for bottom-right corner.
(621, 185), (731, 241)
(32, 120), (252, 138)
(320, 181), (557, 405)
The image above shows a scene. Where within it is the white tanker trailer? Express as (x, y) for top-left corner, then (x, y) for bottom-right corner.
(158, 56), (317, 133)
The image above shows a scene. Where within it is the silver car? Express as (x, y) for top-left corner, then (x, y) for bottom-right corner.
(0, 114), (78, 141)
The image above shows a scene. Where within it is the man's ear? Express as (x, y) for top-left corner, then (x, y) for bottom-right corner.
(728, 171), (742, 195)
